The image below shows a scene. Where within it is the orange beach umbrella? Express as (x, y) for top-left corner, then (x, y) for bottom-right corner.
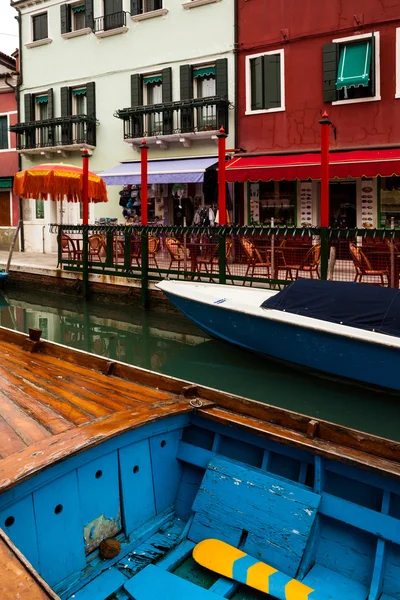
(13, 163), (108, 204)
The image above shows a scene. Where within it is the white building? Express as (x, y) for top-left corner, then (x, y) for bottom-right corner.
(11, 0), (235, 252)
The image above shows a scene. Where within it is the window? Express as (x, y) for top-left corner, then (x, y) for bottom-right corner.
(323, 32), (380, 105)
(72, 88), (87, 142)
(194, 66), (217, 130)
(131, 0), (162, 15)
(246, 50), (284, 114)
(0, 117), (8, 150)
(380, 177), (400, 228)
(35, 95), (49, 146)
(72, 4), (86, 30)
(144, 76), (162, 135)
(35, 199), (45, 219)
(32, 13), (48, 41)
(60, 3), (88, 35)
(257, 181), (296, 226)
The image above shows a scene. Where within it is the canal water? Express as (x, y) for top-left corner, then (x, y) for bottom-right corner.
(0, 289), (399, 441)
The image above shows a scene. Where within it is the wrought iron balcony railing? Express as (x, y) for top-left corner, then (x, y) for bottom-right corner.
(114, 96), (229, 140)
(94, 11), (127, 32)
(9, 115), (98, 151)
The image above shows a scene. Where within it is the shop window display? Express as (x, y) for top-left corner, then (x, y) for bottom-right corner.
(380, 177), (400, 228)
(119, 184), (166, 224)
(250, 181), (296, 225)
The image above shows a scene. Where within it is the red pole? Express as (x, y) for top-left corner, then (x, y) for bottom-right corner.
(217, 126), (228, 226)
(319, 111), (331, 228)
(81, 148), (89, 225)
(140, 139), (149, 225)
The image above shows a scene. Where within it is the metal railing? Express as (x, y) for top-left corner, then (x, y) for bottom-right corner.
(52, 224), (400, 305)
(115, 97), (229, 139)
(10, 115), (98, 150)
(94, 11), (127, 32)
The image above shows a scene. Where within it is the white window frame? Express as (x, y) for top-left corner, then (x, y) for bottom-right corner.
(332, 31), (380, 106)
(0, 113), (11, 153)
(396, 28), (400, 99)
(71, 3), (86, 32)
(245, 49), (285, 116)
(26, 9), (52, 48)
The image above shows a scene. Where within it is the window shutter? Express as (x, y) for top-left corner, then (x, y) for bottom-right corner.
(162, 67), (172, 135)
(215, 58), (228, 98)
(250, 57), (263, 110)
(130, 0), (142, 15)
(154, 0), (162, 9)
(86, 82), (96, 145)
(147, 0), (155, 11)
(60, 4), (71, 34)
(24, 94), (34, 122)
(47, 88), (54, 119)
(60, 87), (72, 116)
(42, 13), (48, 38)
(180, 64), (193, 100)
(323, 43), (339, 103)
(370, 32), (376, 97)
(0, 118), (8, 150)
(180, 65), (193, 133)
(131, 74), (143, 107)
(263, 54), (281, 109)
(85, 0), (94, 30)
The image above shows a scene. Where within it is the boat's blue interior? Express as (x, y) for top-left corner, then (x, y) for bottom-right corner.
(0, 413), (399, 600)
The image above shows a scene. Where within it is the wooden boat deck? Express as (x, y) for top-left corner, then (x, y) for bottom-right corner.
(1, 325), (400, 598)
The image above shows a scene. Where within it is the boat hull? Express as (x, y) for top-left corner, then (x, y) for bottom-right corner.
(162, 290), (400, 393)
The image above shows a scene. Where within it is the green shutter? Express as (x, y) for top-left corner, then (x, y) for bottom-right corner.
(85, 0), (94, 30)
(180, 64), (193, 100)
(250, 57), (263, 110)
(130, 0), (142, 14)
(131, 74), (143, 107)
(370, 32), (376, 97)
(86, 82), (96, 145)
(0, 177), (12, 188)
(47, 88), (54, 119)
(215, 58), (228, 98)
(24, 93), (34, 122)
(323, 43), (339, 103)
(336, 42), (371, 90)
(60, 4), (71, 34)
(0, 118), (8, 150)
(263, 54), (281, 109)
(162, 67), (172, 135)
(60, 87), (72, 116)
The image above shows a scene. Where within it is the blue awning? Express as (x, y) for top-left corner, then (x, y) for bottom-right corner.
(100, 156), (218, 185)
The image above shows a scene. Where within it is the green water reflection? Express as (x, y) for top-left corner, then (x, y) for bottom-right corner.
(0, 290), (399, 440)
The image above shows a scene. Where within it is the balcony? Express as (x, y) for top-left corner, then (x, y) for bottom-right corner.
(94, 11), (128, 37)
(114, 96), (229, 150)
(9, 115), (97, 158)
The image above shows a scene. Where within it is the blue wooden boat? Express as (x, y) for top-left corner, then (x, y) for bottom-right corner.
(157, 278), (400, 394)
(0, 325), (400, 599)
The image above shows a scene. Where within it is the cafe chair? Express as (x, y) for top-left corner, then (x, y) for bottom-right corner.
(240, 237), (271, 286)
(165, 237), (189, 278)
(349, 243), (388, 286)
(284, 244), (321, 280)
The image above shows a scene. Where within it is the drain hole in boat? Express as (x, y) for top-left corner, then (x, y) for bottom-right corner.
(4, 516), (14, 527)
(95, 470), (103, 479)
(54, 504), (63, 515)
(133, 465), (139, 474)
(160, 440), (166, 448)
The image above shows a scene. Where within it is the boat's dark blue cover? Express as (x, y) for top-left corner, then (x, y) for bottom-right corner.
(261, 279), (400, 337)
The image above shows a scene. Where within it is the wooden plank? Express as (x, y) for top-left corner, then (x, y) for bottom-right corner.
(67, 567), (127, 600)
(0, 371), (71, 435)
(0, 363), (89, 426)
(0, 528), (60, 600)
(124, 564), (219, 599)
(0, 416), (26, 458)
(190, 457), (320, 576)
(157, 539), (195, 571)
(0, 401), (192, 493)
(198, 407), (400, 482)
(0, 389), (51, 446)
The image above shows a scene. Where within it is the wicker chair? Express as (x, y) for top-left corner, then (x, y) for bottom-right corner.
(165, 237), (189, 278)
(349, 243), (388, 286)
(240, 237), (270, 286)
(284, 244), (321, 280)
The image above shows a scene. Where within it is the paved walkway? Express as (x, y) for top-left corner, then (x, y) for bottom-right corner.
(0, 251), (58, 271)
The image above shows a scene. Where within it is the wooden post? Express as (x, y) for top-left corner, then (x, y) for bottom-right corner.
(82, 149), (89, 225)
(140, 139), (149, 226)
(217, 126), (228, 226)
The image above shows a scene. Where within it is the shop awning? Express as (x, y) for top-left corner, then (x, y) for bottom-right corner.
(336, 42), (371, 90)
(100, 156), (218, 185)
(0, 177), (12, 189)
(225, 149), (400, 182)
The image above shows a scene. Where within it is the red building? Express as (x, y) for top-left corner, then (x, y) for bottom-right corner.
(228, 1), (400, 228)
(0, 50), (19, 248)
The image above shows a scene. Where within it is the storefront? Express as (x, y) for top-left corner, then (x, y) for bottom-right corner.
(226, 149), (400, 228)
(100, 156), (232, 226)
